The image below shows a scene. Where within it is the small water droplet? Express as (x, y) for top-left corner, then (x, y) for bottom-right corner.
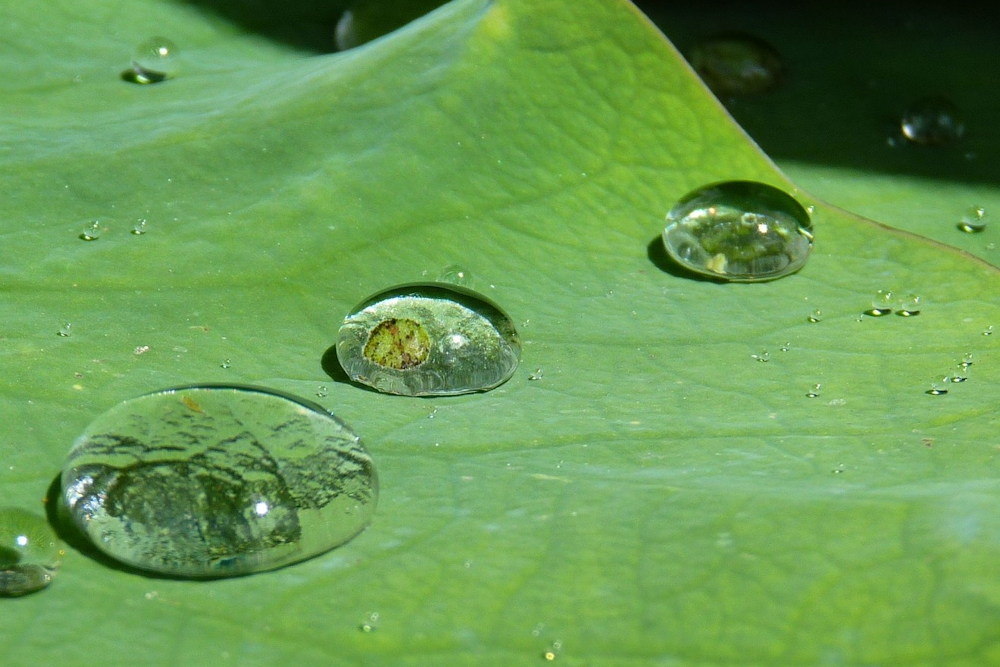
(662, 181), (813, 282)
(315, 385), (328, 398)
(984, 326), (994, 336)
(57, 322), (72, 337)
(779, 342), (791, 352)
(337, 283), (520, 396)
(956, 205), (987, 233)
(79, 220), (102, 241)
(896, 293), (921, 317)
(0, 507), (62, 597)
(960, 352), (974, 368)
(926, 377), (950, 395)
(61, 385), (378, 577)
(949, 374), (967, 383)
(686, 32), (784, 97)
(427, 407), (438, 419)
(437, 264), (473, 287)
(750, 350), (770, 363)
(807, 309), (823, 323)
(131, 218), (148, 235)
(220, 359), (232, 369)
(528, 368), (544, 381)
(126, 37), (179, 84)
(900, 95), (964, 146)
(806, 383), (821, 398)
(866, 289), (894, 316)
(133, 345), (150, 356)
(359, 611), (380, 633)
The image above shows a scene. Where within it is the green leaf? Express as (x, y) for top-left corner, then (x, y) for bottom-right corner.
(3, 0), (998, 664)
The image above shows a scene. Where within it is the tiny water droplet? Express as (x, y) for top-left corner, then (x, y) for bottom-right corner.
(926, 377), (950, 395)
(61, 385), (378, 577)
(359, 611), (380, 633)
(57, 322), (72, 337)
(0, 507), (63, 596)
(806, 383), (821, 398)
(662, 181), (813, 282)
(79, 220), (102, 241)
(315, 385), (328, 398)
(957, 205), (987, 233)
(896, 293), (921, 317)
(220, 359), (232, 369)
(133, 345), (150, 355)
(779, 342), (790, 352)
(900, 95), (964, 146)
(750, 350), (770, 363)
(960, 352), (974, 368)
(427, 407), (438, 419)
(984, 326), (994, 336)
(807, 309), (823, 323)
(528, 368), (544, 381)
(949, 374), (967, 383)
(438, 265), (473, 287)
(131, 218), (148, 235)
(127, 37), (179, 84)
(866, 289), (894, 316)
(687, 32), (784, 97)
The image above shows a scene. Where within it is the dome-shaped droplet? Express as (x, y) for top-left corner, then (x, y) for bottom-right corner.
(127, 37), (179, 84)
(0, 508), (62, 596)
(687, 32), (784, 97)
(900, 96), (964, 146)
(662, 181), (813, 282)
(337, 283), (520, 396)
(957, 205), (987, 233)
(61, 385), (378, 578)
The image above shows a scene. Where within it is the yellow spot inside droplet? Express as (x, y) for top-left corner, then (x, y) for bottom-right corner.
(363, 318), (430, 370)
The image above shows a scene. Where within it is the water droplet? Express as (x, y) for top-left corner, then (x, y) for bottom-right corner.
(131, 218), (148, 235)
(900, 95), (964, 146)
(662, 181), (813, 282)
(956, 205), (987, 233)
(61, 385), (378, 577)
(127, 37), (179, 84)
(337, 283), (521, 396)
(79, 220), (102, 241)
(315, 385), (329, 398)
(806, 383), (821, 398)
(0, 507), (62, 596)
(750, 350), (770, 362)
(896, 293), (921, 317)
(687, 32), (784, 97)
(949, 374), (967, 383)
(220, 359), (232, 369)
(528, 368), (544, 381)
(926, 377), (950, 395)
(866, 289), (895, 316)
(779, 342), (791, 352)
(133, 345), (150, 355)
(807, 309), (823, 323)
(57, 322), (72, 337)
(359, 611), (380, 633)
(438, 265), (473, 287)
(960, 352), (974, 368)
(984, 326), (994, 336)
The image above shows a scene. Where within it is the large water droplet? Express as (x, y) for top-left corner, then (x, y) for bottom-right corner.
(957, 206), (987, 233)
(337, 283), (521, 396)
(900, 96), (964, 146)
(662, 181), (813, 282)
(686, 32), (784, 97)
(126, 37), (179, 84)
(896, 293), (921, 317)
(61, 385), (378, 578)
(0, 508), (62, 596)
(866, 289), (895, 316)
